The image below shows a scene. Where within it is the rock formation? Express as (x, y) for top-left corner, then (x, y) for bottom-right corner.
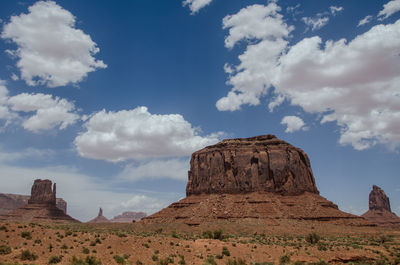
(87, 208), (110, 223)
(187, 135), (318, 196)
(0, 193), (67, 215)
(111, 211), (147, 223)
(143, 135), (368, 225)
(361, 185), (400, 227)
(0, 179), (79, 223)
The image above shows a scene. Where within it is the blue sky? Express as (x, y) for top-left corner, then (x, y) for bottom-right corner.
(0, 0), (399, 221)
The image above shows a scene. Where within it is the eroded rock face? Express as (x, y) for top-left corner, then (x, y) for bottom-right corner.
(361, 185), (400, 227)
(369, 185), (391, 211)
(0, 194), (67, 215)
(186, 135), (319, 196)
(28, 179), (56, 205)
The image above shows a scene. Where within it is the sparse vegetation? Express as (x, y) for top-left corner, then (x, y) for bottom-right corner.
(0, 245), (11, 255)
(20, 231), (32, 240)
(48, 255), (63, 264)
(305, 232), (320, 244)
(222, 246), (231, 256)
(20, 250), (38, 261)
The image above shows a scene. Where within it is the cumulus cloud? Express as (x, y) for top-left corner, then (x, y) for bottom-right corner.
(216, 3), (293, 111)
(183, 0), (212, 14)
(378, 0), (400, 20)
(8, 93), (79, 132)
(302, 16), (330, 31)
(281, 116), (306, 133)
(218, 1), (400, 150)
(118, 159), (189, 182)
(120, 195), (168, 213)
(0, 82), (14, 122)
(1, 1), (106, 88)
(358, 15), (373, 27)
(75, 106), (222, 162)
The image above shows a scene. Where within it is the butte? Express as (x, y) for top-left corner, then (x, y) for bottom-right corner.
(0, 179), (79, 223)
(143, 135), (368, 226)
(361, 185), (400, 227)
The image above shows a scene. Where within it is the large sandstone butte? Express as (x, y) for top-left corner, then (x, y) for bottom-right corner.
(0, 179), (79, 223)
(187, 135), (318, 196)
(361, 185), (400, 227)
(0, 193), (66, 215)
(143, 135), (368, 225)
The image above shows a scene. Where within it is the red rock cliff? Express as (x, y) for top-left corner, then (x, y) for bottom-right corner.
(186, 135), (319, 196)
(28, 179), (56, 205)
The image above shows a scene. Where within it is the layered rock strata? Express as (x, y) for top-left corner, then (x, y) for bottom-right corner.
(0, 179), (79, 223)
(0, 194), (66, 215)
(361, 185), (400, 227)
(187, 135), (318, 196)
(143, 135), (367, 225)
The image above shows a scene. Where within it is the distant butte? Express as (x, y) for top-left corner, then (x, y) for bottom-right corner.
(88, 207), (110, 223)
(0, 179), (79, 223)
(143, 135), (369, 225)
(361, 185), (400, 227)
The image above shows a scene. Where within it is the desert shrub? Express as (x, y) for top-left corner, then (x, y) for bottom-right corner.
(305, 232), (320, 244)
(255, 263), (274, 265)
(61, 244), (68, 249)
(317, 242), (328, 251)
(157, 257), (174, 265)
(0, 226), (7, 231)
(20, 231), (32, 240)
(279, 255), (290, 265)
(294, 261), (305, 265)
(178, 255), (186, 265)
(152, 254), (159, 261)
(70, 255), (102, 265)
(20, 250), (37, 261)
(204, 256), (217, 265)
(113, 255), (126, 265)
(308, 261), (328, 265)
(34, 239), (41, 244)
(0, 245), (11, 255)
(203, 230), (213, 239)
(82, 247), (90, 254)
(213, 229), (223, 240)
(222, 246), (231, 256)
(226, 258), (247, 265)
(142, 243), (149, 248)
(48, 255), (63, 264)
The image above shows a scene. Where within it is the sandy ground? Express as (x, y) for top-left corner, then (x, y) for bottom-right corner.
(0, 220), (399, 265)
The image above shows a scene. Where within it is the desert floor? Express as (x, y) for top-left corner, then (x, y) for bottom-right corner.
(0, 220), (399, 265)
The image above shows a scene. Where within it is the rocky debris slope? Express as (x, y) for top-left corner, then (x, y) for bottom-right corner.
(88, 208), (110, 223)
(111, 211), (147, 223)
(361, 185), (400, 227)
(0, 194), (67, 215)
(187, 135), (318, 196)
(0, 179), (79, 223)
(143, 135), (368, 225)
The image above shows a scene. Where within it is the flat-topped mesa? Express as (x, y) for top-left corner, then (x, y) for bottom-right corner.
(369, 185), (391, 211)
(28, 179), (56, 205)
(186, 135), (319, 196)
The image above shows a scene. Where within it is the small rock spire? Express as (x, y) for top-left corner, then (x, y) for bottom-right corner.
(369, 185), (391, 212)
(98, 207), (103, 217)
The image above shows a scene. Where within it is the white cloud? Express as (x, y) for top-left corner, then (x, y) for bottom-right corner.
(302, 16), (330, 31)
(118, 159), (189, 182)
(281, 116), (306, 133)
(1, 1), (106, 88)
(183, 0), (212, 14)
(330, 6), (343, 16)
(11, 73), (19, 81)
(222, 3), (293, 49)
(120, 195), (167, 214)
(274, 20), (400, 150)
(358, 15), (373, 27)
(75, 106), (222, 162)
(378, 0), (400, 20)
(0, 82), (14, 122)
(216, 3), (292, 111)
(218, 1), (400, 151)
(8, 93), (79, 132)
